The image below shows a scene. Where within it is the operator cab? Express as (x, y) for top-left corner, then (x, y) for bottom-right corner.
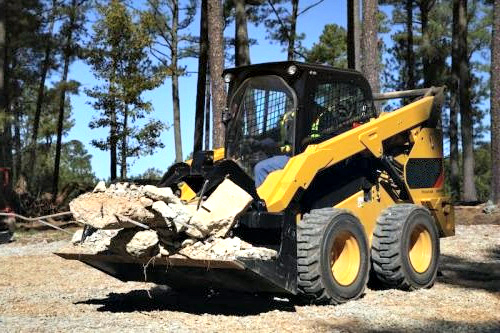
(224, 61), (376, 183)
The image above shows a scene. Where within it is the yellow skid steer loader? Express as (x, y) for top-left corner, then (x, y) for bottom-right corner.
(58, 62), (454, 304)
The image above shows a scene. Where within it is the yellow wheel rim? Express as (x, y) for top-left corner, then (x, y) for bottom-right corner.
(330, 231), (361, 286)
(408, 225), (432, 273)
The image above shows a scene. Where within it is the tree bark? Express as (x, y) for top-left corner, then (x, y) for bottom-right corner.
(120, 104), (128, 180)
(0, 0), (13, 177)
(13, 100), (21, 181)
(456, 0), (477, 202)
(419, 0), (435, 87)
(28, 0), (56, 184)
(194, 0), (208, 153)
(491, 0), (500, 204)
(234, 0), (250, 66)
(207, 0), (227, 148)
(347, 0), (361, 70)
(110, 99), (117, 181)
(449, 0), (461, 200)
(171, 0), (183, 162)
(287, 0), (299, 61)
(361, 0), (380, 93)
(0, 0), (4, 114)
(405, 0), (415, 90)
(204, 72), (211, 151)
(53, 0), (76, 198)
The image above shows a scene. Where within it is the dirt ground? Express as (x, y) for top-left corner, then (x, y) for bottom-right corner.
(0, 210), (499, 332)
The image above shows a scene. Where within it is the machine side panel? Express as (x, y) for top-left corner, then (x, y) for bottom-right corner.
(258, 97), (435, 212)
(334, 186), (396, 246)
(404, 128), (455, 236)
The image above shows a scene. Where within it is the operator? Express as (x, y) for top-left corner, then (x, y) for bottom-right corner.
(253, 110), (294, 188)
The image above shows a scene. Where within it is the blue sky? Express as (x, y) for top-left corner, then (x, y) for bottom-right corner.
(67, 0), (353, 179)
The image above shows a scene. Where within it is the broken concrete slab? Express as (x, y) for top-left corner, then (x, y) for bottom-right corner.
(93, 181), (106, 193)
(72, 229), (121, 253)
(124, 229), (159, 258)
(176, 236), (277, 260)
(70, 193), (160, 229)
(143, 185), (181, 204)
(186, 179), (253, 239)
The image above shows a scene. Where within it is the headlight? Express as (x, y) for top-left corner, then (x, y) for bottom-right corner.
(286, 65), (298, 76)
(224, 73), (233, 83)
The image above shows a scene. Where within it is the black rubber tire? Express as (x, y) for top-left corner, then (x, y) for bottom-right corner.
(371, 204), (440, 290)
(297, 208), (370, 305)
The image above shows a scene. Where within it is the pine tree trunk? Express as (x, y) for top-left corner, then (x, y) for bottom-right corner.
(52, 0), (76, 198)
(204, 73), (211, 151)
(0, 1), (13, 178)
(207, 0), (226, 149)
(120, 105), (128, 180)
(110, 100), (117, 181)
(13, 100), (21, 181)
(362, 0), (380, 93)
(347, 0), (361, 70)
(450, 0), (461, 200)
(456, 0), (478, 202)
(171, 0), (183, 162)
(420, 0), (430, 86)
(28, 0), (56, 184)
(194, 0), (208, 153)
(287, 0), (299, 61)
(235, 0), (250, 67)
(491, 0), (500, 204)
(406, 0), (415, 90)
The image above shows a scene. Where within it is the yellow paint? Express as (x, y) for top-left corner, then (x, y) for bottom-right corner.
(404, 128), (455, 237)
(330, 231), (361, 286)
(335, 186), (395, 245)
(408, 225), (432, 273)
(258, 97), (435, 212)
(179, 182), (197, 202)
(213, 147), (225, 162)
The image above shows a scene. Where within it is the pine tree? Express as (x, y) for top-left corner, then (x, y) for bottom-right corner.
(193, 0), (209, 153)
(53, 0), (87, 197)
(347, 0), (361, 70)
(86, 0), (166, 180)
(306, 24), (348, 68)
(142, 0), (197, 163)
(207, 0), (226, 148)
(28, 0), (58, 186)
(362, 0), (380, 93)
(261, 0), (325, 60)
(456, 0), (478, 202)
(490, 0), (499, 204)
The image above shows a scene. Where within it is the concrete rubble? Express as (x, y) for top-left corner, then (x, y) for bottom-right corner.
(69, 179), (277, 261)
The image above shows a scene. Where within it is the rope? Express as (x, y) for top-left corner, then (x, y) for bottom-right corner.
(0, 211), (76, 235)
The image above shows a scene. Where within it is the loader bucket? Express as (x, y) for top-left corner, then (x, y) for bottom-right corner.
(55, 215), (297, 296)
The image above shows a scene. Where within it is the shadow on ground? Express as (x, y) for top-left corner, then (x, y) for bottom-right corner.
(439, 246), (500, 293)
(76, 287), (296, 315)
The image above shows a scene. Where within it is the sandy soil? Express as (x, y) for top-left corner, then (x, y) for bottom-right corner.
(0, 218), (499, 332)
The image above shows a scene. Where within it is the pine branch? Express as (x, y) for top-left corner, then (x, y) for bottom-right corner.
(298, 0), (325, 17)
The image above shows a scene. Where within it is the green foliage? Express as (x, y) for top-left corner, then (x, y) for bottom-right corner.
(86, 0), (168, 174)
(259, 0), (307, 59)
(29, 140), (96, 193)
(444, 143), (492, 202)
(140, 0), (198, 66)
(131, 167), (165, 181)
(306, 24), (347, 68)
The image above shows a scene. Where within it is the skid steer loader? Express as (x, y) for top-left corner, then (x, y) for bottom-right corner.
(57, 62), (454, 304)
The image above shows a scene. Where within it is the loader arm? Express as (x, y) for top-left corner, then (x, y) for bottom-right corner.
(257, 96), (436, 212)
